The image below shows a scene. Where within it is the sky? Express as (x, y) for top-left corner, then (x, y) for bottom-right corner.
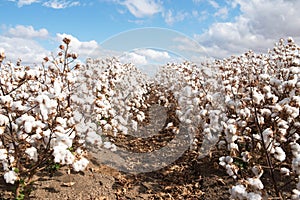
(0, 0), (300, 74)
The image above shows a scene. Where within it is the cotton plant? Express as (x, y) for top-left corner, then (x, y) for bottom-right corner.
(209, 38), (300, 199)
(154, 61), (226, 155)
(0, 38), (89, 198)
(73, 57), (152, 152)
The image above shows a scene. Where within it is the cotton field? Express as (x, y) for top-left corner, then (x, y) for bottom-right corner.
(0, 37), (299, 199)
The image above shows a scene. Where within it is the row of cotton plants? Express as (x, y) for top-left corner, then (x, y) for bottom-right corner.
(73, 57), (152, 151)
(153, 38), (299, 199)
(0, 38), (152, 199)
(0, 38), (90, 198)
(154, 61), (227, 156)
(213, 38), (300, 199)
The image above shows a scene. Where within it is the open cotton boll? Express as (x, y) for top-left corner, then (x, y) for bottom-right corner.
(72, 157), (89, 172)
(0, 95), (13, 107)
(0, 114), (9, 126)
(292, 155), (300, 174)
(25, 147), (38, 162)
(53, 79), (62, 96)
(4, 170), (18, 184)
(247, 192), (262, 200)
(53, 145), (75, 165)
(252, 165), (263, 178)
(292, 189), (300, 200)
(230, 184), (248, 199)
(247, 177), (264, 190)
(274, 146), (286, 161)
(86, 131), (102, 147)
(284, 105), (299, 119)
(280, 167), (290, 176)
(0, 149), (7, 160)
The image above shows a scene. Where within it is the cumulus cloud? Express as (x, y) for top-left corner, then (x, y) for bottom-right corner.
(0, 25), (50, 64)
(7, 25), (49, 39)
(9, 0), (80, 8)
(164, 10), (189, 25)
(118, 0), (163, 18)
(13, 0), (39, 7)
(137, 49), (170, 61)
(0, 36), (49, 64)
(43, 0), (80, 9)
(214, 7), (228, 19)
(119, 52), (147, 65)
(56, 33), (99, 58)
(208, 0), (219, 9)
(194, 0), (300, 59)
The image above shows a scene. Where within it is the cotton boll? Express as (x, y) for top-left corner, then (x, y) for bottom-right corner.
(292, 96), (300, 107)
(292, 155), (300, 174)
(292, 189), (300, 200)
(253, 90), (264, 105)
(25, 147), (38, 162)
(284, 105), (299, 119)
(0, 114), (9, 126)
(274, 147), (286, 162)
(280, 167), (290, 176)
(4, 170), (18, 184)
(219, 156), (226, 167)
(24, 121), (33, 133)
(230, 184), (247, 199)
(86, 131), (102, 146)
(128, 120), (137, 132)
(53, 145), (75, 165)
(252, 165), (263, 178)
(103, 141), (117, 151)
(0, 149), (7, 160)
(247, 192), (262, 200)
(72, 157), (89, 172)
(0, 95), (13, 107)
(247, 177), (264, 190)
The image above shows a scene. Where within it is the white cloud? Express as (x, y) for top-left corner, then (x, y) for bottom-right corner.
(15, 0), (39, 7)
(194, 0), (300, 59)
(0, 36), (49, 64)
(0, 25), (50, 64)
(208, 0), (219, 9)
(119, 48), (171, 65)
(192, 0), (203, 4)
(119, 52), (147, 65)
(43, 0), (80, 9)
(56, 33), (99, 58)
(214, 7), (228, 19)
(164, 10), (189, 25)
(119, 0), (163, 18)
(137, 49), (170, 61)
(7, 25), (49, 39)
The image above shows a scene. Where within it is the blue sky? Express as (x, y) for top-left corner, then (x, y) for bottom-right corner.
(0, 0), (300, 73)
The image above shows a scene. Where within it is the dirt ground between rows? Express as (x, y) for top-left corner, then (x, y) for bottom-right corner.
(0, 150), (235, 200)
